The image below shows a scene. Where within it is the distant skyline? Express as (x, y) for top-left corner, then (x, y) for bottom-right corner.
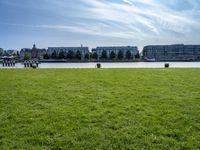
(0, 0), (200, 51)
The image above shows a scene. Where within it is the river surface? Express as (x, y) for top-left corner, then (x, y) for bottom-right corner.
(1, 62), (200, 68)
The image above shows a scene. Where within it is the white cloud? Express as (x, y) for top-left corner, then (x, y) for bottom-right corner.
(1, 0), (200, 49)
(122, 0), (133, 5)
(80, 0), (199, 34)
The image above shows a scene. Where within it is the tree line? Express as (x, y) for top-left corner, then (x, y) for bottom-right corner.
(92, 50), (140, 60)
(43, 50), (140, 60)
(43, 50), (89, 60)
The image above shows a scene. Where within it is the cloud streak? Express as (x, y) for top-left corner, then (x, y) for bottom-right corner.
(80, 0), (199, 34)
(0, 0), (200, 49)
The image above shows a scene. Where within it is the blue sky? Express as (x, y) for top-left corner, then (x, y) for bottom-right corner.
(0, 0), (200, 51)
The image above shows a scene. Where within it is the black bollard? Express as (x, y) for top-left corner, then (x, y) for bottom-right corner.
(165, 63), (169, 68)
(97, 63), (101, 68)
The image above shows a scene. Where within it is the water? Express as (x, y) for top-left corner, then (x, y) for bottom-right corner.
(1, 62), (200, 69)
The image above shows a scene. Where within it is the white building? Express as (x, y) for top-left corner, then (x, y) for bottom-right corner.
(47, 47), (89, 60)
(92, 46), (139, 60)
(142, 44), (200, 61)
(0, 48), (3, 56)
(5, 50), (18, 56)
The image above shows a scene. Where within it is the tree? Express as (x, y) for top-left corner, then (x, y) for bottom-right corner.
(17, 51), (20, 57)
(24, 53), (30, 60)
(58, 51), (65, 59)
(118, 50), (124, 60)
(67, 50), (74, 59)
(13, 53), (17, 57)
(92, 52), (98, 59)
(101, 50), (107, 59)
(126, 50), (132, 59)
(76, 50), (82, 60)
(51, 51), (57, 59)
(5, 52), (9, 56)
(85, 53), (90, 60)
(0, 49), (3, 56)
(135, 52), (140, 59)
(43, 53), (50, 59)
(110, 51), (116, 59)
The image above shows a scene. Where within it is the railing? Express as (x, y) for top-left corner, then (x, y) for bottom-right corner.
(2, 60), (16, 67)
(24, 60), (39, 68)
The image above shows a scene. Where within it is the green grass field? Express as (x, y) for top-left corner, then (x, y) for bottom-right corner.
(0, 69), (200, 149)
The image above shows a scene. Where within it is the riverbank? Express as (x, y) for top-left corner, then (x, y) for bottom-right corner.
(0, 69), (200, 149)
(1, 62), (200, 68)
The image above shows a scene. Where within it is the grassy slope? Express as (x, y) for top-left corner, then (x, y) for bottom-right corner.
(0, 69), (200, 149)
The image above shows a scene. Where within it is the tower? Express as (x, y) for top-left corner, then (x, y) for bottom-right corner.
(33, 43), (36, 49)
(31, 43), (38, 59)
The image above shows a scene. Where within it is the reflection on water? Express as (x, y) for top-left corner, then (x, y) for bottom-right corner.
(0, 62), (200, 69)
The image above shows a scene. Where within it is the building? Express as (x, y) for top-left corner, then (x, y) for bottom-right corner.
(142, 44), (200, 61)
(0, 48), (3, 56)
(20, 44), (46, 60)
(92, 46), (139, 61)
(5, 50), (18, 56)
(47, 46), (90, 60)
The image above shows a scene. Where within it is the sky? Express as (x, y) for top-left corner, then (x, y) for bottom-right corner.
(0, 0), (200, 51)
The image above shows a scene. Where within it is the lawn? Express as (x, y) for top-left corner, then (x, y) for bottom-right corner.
(0, 69), (200, 149)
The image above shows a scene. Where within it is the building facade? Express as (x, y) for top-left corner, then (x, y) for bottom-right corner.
(142, 44), (200, 61)
(92, 46), (139, 61)
(47, 47), (90, 60)
(0, 48), (3, 56)
(5, 50), (18, 56)
(20, 44), (47, 60)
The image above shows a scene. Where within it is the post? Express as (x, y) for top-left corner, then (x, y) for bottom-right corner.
(165, 63), (169, 68)
(27, 62), (30, 68)
(97, 63), (101, 68)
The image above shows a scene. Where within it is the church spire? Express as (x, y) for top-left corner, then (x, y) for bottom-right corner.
(33, 43), (36, 49)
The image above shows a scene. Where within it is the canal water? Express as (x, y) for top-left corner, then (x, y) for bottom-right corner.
(1, 62), (200, 68)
